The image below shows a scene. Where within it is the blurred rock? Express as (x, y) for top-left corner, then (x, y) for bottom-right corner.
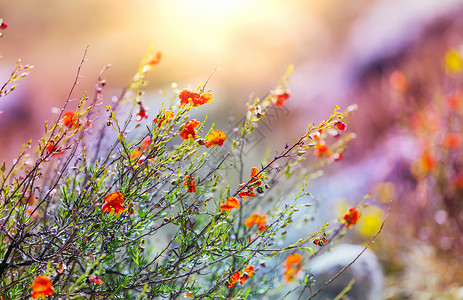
(306, 244), (383, 300)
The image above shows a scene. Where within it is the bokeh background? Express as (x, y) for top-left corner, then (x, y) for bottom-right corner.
(2, 0), (463, 298)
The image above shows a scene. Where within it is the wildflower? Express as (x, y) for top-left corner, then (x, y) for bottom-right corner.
(443, 133), (461, 148)
(314, 140), (328, 157)
(136, 104), (149, 122)
(389, 70), (407, 93)
(447, 92), (463, 110)
(283, 253), (302, 282)
(238, 189), (255, 201)
(180, 119), (200, 140)
(142, 51), (162, 72)
(179, 89), (213, 107)
(334, 121), (347, 131)
(250, 167), (262, 185)
(183, 293), (193, 298)
(245, 212), (267, 231)
(61, 111), (77, 128)
(240, 265), (255, 284)
(89, 275), (103, 285)
(153, 110), (174, 127)
(333, 152), (343, 161)
(0, 22), (8, 30)
(102, 192), (125, 214)
(31, 276), (53, 299)
(343, 207), (361, 228)
(205, 130), (226, 148)
(444, 48), (463, 75)
(220, 197), (239, 211)
(227, 271), (240, 289)
(313, 236), (328, 246)
(184, 176), (196, 193)
(273, 89), (290, 107)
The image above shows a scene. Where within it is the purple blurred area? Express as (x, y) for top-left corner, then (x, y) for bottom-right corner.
(2, 1), (463, 297)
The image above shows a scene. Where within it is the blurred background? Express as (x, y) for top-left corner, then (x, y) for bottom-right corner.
(2, 0), (463, 298)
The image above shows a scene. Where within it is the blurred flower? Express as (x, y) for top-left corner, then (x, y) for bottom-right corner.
(245, 212), (267, 231)
(447, 92), (463, 111)
(227, 271), (240, 289)
(343, 207), (361, 228)
(273, 89), (290, 107)
(136, 104), (149, 122)
(283, 253), (302, 282)
(31, 276), (53, 299)
(89, 275), (103, 285)
(220, 197), (239, 210)
(356, 206), (384, 237)
(389, 70), (408, 93)
(314, 140), (328, 157)
(184, 176), (196, 193)
(102, 192), (125, 214)
(0, 22), (8, 30)
(334, 121), (347, 131)
(180, 119), (200, 140)
(205, 130), (226, 148)
(444, 48), (463, 75)
(61, 111), (77, 128)
(142, 51), (162, 73)
(443, 132), (461, 148)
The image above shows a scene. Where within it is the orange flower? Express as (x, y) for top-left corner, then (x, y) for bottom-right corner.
(283, 253), (302, 282)
(31, 276), (53, 299)
(240, 265), (255, 284)
(220, 197), (239, 211)
(205, 130), (226, 148)
(148, 51), (162, 67)
(249, 167), (262, 185)
(245, 212), (267, 231)
(273, 89), (290, 107)
(184, 176), (196, 193)
(314, 140), (328, 157)
(141, 136), (151, 151)
(227, 271), (240, 289)
(89, 275), (103, 285)
(343, 207), (361, 228)
(443, 133), (461, 148)
(389, 70), (407, 93)
(179, 89), (213, 107)
(180, 119), (200, 140)
(61, 111), (77, 128)
(238, 189), (255, 201)
(102, 192), (125, 214)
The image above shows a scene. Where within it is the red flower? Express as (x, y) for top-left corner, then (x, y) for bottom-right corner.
(343, 207), (361, 228)
(180, 119), (200, 140)
(249, 167), (262, 185)
(220, 197), (239, 211)
(0, 22), (8, 30)
(179, 89), (213, 107)
(443, 133), (461, 148)
(334, 121), (347, 131)
(61, 111), (77, 128)
(238, 189), (255, 201)
(313, 236), (328, 246)
(136, 104), (149, 122)
(184, 176), (196, 193)
(205, 130), (226, 148)
(148, 51), (162, 67)
(31, 276), (53, 299)
(89, 275), (103, 285)
(283, 253), (302, 282)
(273, 89), (290, 107)
(102, 192), (125, 214)
(141, 136), (151, 151)
(245, 212), (267, 231)
(227, 271), (240, 289)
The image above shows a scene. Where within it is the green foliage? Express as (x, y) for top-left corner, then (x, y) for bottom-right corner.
(0, 46), (357, 299)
